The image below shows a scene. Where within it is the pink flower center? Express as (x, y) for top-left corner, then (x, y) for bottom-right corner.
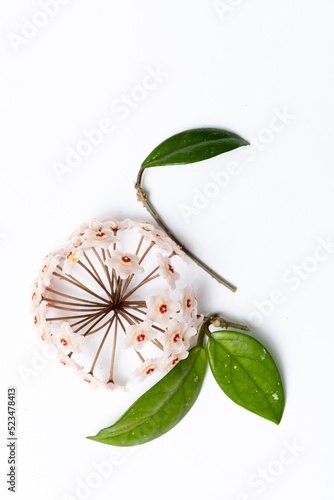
(60, 338), (68, 347)
(146, 367), (155, 375)
(66, 251), (73, 260)
(136, 333), (146, 343)
(159, 304), (168, 314)
(186, 298), (192, 309)
(32, 292), (37, 301)
(41, 333), (46, 341)
(121, 256), (131, 264)
(168, 264), (174, 274)
(60, 359), (67, 366)
(83, 378), (92, 383)
(34, 315), (39, 325)
(172, 333), (180, 343)
(41, 265), (48, 274)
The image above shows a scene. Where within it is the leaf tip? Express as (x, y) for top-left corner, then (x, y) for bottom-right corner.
(86, 435), (99, 442)
(274, 411), (284, 425)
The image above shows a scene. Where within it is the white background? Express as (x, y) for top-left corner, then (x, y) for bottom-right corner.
(1, 1), (334, 499)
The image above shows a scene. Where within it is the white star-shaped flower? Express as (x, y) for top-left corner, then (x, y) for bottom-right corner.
(145, 289), (180, 327)
(157, 254), (180, 290)
(178, 285), (198, 322)
(160, 319), (188, 355)
(82, 219), (120, 249)
(33, 302), (47, 331)
(190, 312), (204, 330)
(68, 222), (89, 241)
(40, 254), (62, 287)
(54, 322), (85, 354)
(164, 349), (189, 372)
(77, 372), (106, 389)
(40, 326), (56, 345)
(105, 250), (144, 279)
(57, 352), (83, 371)
(132, 357), (165, 382)
(30, 279), (45, 311)
(165, 237), (190, 263)
(122, 320), (155, 351)
(137, 224), (172, 253)
(101, 217), (133, 232)
(181, 325), (198, 349)
(62, 247), (84, 275)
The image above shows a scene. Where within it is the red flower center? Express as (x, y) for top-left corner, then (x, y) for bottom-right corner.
(60, 359), (67, 365)
(32, 292), (37, 301)
(172, 357), (179, 365)
(66, 251), (73, 259)
(159, 304), (168, 314)
(34, 315), (38, 325)
(136, 333), (145, 342)
(146, 368), (155, 375)
(168, 264), (174, 274)
(60, 338), (68, 347)
(95, 232), (105, 238)
(186, 298), (192, 309)
(121, 256), (131, 263)
(83, 378), (91, 383)
(172, 334), (180, 343)
(41, 265), (48, 274)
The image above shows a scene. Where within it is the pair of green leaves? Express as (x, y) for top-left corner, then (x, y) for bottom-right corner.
(88, 330), (284, 447)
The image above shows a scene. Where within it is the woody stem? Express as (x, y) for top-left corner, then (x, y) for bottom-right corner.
(135, 169), (237, 292)
(204, 314), (251, 333)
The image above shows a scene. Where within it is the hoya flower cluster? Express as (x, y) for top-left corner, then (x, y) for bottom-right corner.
(31, 218), (203, 390)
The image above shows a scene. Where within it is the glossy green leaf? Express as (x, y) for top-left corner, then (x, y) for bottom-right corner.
(87, 346), (207, 446)
(141, 128), (249, 169)
(207, 331), (284, 424)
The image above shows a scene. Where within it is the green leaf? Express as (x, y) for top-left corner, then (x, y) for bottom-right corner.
(87, 346), (207, 446)
(141, 128), (249, 169)
(207, 331), (284, 424)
